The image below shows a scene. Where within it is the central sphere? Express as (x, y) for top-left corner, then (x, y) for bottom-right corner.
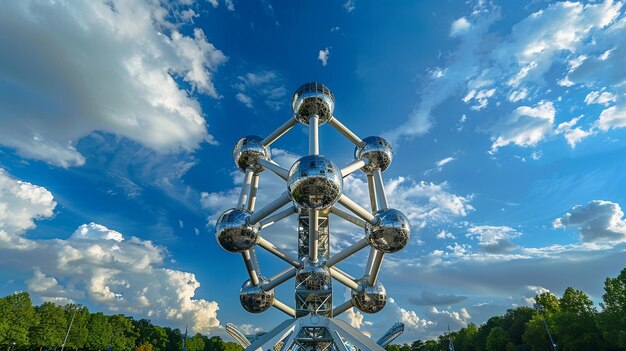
(233, 135), (270, 173)
(287, 155), (343, 209)
(296, 258), (331, 291)
(240, 277), (274, 313)
(366, 208), (411, 253)
(292, 82), (335, 125)
(352, 279), (387, 314)
(215, 208), (260, 253)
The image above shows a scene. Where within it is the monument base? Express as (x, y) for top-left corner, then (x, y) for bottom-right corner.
(245, 315), (386, 351)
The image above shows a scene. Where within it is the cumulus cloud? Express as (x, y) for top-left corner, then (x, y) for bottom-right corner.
(490, 100), (555, 153)
(344, 0), (356, 13)
(436, 230), (456, 240)
(0, 169), (220, 333)
(466, 225), (521, 253)
(553, 200), (626, 243)
(0, 0), (226, 167)
(234, 71), (287, 111)
(346, 307), (365, 329)
(554, 116), (593, 148)
(318, 47), (331, 66)
(450, 17), (471, 36)
(585, 91), (617, 106)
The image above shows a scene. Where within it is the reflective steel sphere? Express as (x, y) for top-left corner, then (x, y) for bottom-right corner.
(352, 280), (387, 314)
(366, 209), (410, 253)
(233, 136), (270, 173)
(292, 82), (335, 125)
(240, 277), (274, 313)
(215, 208), (260, 253)
(287, 155), (343, 209)
(296, 258), (331, 291)
(355, 136), (393, 173)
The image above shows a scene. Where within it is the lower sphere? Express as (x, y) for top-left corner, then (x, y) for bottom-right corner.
(296, 258), (331, 291)
(352, 280), (387, 314)
(215, 208), (260, 253)
(240, 278), (274, 313)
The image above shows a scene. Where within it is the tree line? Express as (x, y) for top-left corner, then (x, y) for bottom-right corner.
(386, 268), (626, 351)
(0, 294), (242, 351)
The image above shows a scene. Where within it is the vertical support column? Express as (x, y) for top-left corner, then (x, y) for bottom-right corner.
(367, 173), (378, 213)
(238, 170), (254, 209)
(247, 173), (259, 211)
(372, 168), (388, 210)
(309, 115), (319, 155)
(309, 209), (319, 262)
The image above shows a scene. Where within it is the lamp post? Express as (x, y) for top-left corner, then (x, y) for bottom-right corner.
(60, 305), (79, 351)
(534, 304), (557, 351)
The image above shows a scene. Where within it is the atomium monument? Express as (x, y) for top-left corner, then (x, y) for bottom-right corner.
(216, 82), (410, 351)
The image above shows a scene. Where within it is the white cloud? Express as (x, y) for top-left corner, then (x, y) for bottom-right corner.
(555, 116), (593, 148)
(0, 169), (220, 333)
(0, 0), (226, 167)
(318, 47), (331, 66)
(436, 157), (456, 168)
(436, 230), (456, 240)
(450, 17), (471, 37)
(225, 0), (235, 11)
(235, 71), (287, 111)
(597, 105), (626, 131)
(346, 307), (365, 329)
(490, 100), (555, 153)
(466, 225), (521, 253)
(553, 200), (626, 243)
(585, 90), (617, 106)
(344, 0), (356, 13)
(236, 93), (254, 109)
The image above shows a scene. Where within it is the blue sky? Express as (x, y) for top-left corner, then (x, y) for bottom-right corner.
(1, 0), (626, 343)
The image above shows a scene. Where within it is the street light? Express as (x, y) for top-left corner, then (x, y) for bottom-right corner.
(533, 304), (557, 351)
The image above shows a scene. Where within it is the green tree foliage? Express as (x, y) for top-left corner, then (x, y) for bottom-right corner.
(2, 292), (38, 347)
(486, 327), (510, 351)
(185, 334), (204, 351)
(559, 287), (596, 315)
(165, 328), (183, 351)
(30, 301), (67, 351)
(599, 268), (626, 350)
(86, 312), (113, 351)
(64, 305), (90, 351)
(534, 292), (560, 314)
(109, 314), (137, 351)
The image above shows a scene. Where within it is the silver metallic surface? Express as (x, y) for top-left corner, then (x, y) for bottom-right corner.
(292, 82), (335, 125)
(215, 208), (260, 253)
(287, 155), (343, 209)
(296, 258), (332, 291)
(233, 135), (270, 173)
(240, 277), (274, 313)
(366, 208), (411, 253)
(352, 279), (387, 314)
(355, 136), (393, 174)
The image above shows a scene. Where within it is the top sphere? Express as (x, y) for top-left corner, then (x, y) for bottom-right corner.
(355, 136), (393, 173)
(292, 82), (335, 125)
(233, 136), (270, 173)
(287, 155), (343, 209)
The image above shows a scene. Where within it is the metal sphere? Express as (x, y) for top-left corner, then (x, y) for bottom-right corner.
(366, 209), (410, 253)
(296, 258), (331, 291)
(352, 280), (387, 314)
(215, 208), (260, 253)
(240, 277), (274, 313)
(292, 82), (335, 125)
(287, 155), (343, 209)
(233, 136), (270, 173)
(355, 136), (393, 173)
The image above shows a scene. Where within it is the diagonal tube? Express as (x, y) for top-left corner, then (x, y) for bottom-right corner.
(247, 173), (260, 211)
(341, 159), (366, 178)
(261, 117), (298, 147)
(330, 207), (367, 228)
(330, 267), (359, 290)
(367, 249), (385, 286)
(329, 116), (364, 146)
(326, 237), (369, 267)
(242, 249), (259, 286)
(338, 194), (377, 225)
(249, 192), (291, 224)
(332, 300), (354, 317)
(257, 159), (289, 180)
(272, 299), (296, 317)
(367, 173), (378, 213)
(260, 205), (297, 229)
(263, 267), (297, 291)
(372, 168), (388, 210)
(258, 237), (301, 267)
